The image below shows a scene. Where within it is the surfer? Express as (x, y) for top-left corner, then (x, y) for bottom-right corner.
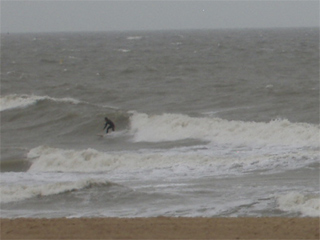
(103, 117), (115, 134)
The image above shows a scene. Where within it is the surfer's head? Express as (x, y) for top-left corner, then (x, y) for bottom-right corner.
(105, 117), (108, 121)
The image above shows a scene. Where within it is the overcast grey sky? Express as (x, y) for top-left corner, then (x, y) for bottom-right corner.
(1, 1), (319, 33)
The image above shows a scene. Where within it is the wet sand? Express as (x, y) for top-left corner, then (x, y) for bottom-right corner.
(1, 217), (319, 239)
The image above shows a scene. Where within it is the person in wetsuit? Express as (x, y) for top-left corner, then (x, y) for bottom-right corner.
(103, 117), (115, 134)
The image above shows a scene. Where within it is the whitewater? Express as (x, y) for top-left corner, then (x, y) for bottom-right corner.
(1, 28), (319, 218)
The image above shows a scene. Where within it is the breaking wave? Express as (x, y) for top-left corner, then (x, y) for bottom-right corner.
(129, 112), (319, 148)
(276, 191), (320, 217)
(0, 178), (113, 203)
(26, 144), (318, 175)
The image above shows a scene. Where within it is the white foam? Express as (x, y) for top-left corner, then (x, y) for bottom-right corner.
(276, 191), (320, 217)
(129, 113), (319, 148)
(0, 94), (81, 111)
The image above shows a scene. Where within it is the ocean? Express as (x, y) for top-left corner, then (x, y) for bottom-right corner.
(1, 28), (319, 218)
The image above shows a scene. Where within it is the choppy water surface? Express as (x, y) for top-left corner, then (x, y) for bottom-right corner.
(1, 28), (319, 218)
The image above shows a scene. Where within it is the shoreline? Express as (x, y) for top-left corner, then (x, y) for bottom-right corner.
(1, 217), (319, 239)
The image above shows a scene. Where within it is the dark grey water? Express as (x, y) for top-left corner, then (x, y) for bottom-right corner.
(1, 28), (319, 218)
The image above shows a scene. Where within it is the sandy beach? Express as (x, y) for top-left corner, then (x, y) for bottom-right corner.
(1, 217), (319, 239)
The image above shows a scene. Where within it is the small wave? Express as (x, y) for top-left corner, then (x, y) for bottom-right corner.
(126, 36), (142, 40)
(117, 48), (131, 53)
(0, 94), (81, 111)
(129, 112), (319, 148)
(0, 178), (112, 203)
(276, 191), (320, 217)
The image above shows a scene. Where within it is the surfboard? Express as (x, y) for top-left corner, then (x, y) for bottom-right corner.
(97, 130), (126, 137)
(96, 132), (115, 137)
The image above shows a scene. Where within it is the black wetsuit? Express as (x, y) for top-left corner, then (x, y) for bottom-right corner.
(103, 119), (115, 133)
